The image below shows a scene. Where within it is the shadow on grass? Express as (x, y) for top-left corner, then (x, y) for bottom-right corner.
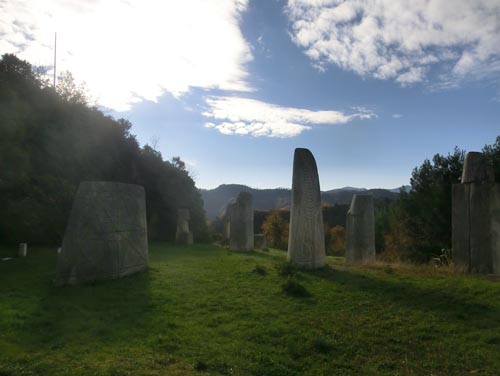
(305, 265), (500, 326)
(22, 268), (153, 348)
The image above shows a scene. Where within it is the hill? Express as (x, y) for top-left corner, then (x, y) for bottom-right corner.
(200, 184), (403, 219)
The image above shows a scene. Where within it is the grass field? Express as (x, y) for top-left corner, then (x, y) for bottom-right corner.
(1, 243), (500, 375)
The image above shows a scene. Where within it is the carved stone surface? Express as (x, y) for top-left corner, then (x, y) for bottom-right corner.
(452, 182), (500, 274)
(55, 181), (148, 286)
(345, 194), (375, 263)
(18, 243), (27, 257)
(229, 192), (254, 252)
(461, 151), (495, 183)
(287, 148), (325, 269)
(223, 202), (236, 242)
(452, 152), (500, 274)
(254, 234), (267, 250)
(176, 208), (193, 245)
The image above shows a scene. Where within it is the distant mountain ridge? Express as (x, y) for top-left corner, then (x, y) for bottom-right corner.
(200, 184), (409, 219)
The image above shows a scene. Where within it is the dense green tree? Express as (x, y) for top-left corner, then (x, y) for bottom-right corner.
(261, 210), (289, 250)
(0, 54), (207, 245)
(482, 135), (500, 182)
(379, 142), (500, 262)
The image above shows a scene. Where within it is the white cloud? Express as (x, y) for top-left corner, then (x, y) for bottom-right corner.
(0, 0), (252, 111)
(203, 96), (375, 138)
(286, 0), (500, 87)
(392, 113), (403, 119)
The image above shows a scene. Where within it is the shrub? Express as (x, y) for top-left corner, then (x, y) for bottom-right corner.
(275, 260), (297, 277)
(281, 277), (309, 297)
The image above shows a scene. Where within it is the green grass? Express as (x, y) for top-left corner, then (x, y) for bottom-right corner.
(1, 243), (500, 375)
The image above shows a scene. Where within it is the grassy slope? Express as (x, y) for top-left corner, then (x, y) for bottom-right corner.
(1, 244), (500, 376)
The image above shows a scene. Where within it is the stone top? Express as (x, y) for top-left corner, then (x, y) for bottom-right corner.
(461, 152), (495, 184)
(292, 148), (322, 206)
(236, 191), (252, 205)
(177, 208), (190, 221)
(348, 194), (374, 216)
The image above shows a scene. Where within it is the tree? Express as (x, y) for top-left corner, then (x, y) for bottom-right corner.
(482, 135), (500, 182)
(378, 148), (465, 261)
(56, 71), (89, 105)
(261, 210), (289, 250)
(0, 54), (208, 245)
(328, 225), (345, 256)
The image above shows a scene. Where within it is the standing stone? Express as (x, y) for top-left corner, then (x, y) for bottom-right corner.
(254, 234), (267, 250)
(220, 199), (236, 244)
(461, 152), (495, 183)
(345, 194), (375, 263)
(452, 152), (500, 274)
(287, 148), (325, 268)
(229, 192), (254, 252)
(18, 243), (27, 257)
(176, 209), (193, 245)
(55, 181), (148, 286)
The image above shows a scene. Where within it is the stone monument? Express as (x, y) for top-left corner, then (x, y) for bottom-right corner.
(55, 181), (149, 286)
(345, 194), (375, 263)
(229, 192), (254, 252)
(452, 152), (500, 274)
(175, 208), (193, 245)
(18, 243), (27, 257)
(221, 201), (235, 243)
(287, 148), (326, 268)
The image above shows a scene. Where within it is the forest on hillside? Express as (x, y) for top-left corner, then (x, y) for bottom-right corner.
(0, 54), (208, 246)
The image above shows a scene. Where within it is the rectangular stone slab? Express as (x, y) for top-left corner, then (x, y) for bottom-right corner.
(55, 181), (148, 286)
(469, 184), (493, 273)
(452, 184), (470, 270)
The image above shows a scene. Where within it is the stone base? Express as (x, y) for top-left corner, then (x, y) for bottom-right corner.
(176, 231), (193, 245)
(18, 243), (27, 257)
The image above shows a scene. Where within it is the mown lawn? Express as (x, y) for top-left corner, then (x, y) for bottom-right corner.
(1, 243), (500, 375)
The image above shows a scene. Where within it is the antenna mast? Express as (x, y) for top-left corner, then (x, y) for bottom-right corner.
(53, 32), (57, 87)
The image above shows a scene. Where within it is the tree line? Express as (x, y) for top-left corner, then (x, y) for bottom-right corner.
(0, 54), (207, 246)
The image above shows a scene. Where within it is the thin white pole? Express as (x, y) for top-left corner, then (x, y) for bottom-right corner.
(53, 32), (57, 87)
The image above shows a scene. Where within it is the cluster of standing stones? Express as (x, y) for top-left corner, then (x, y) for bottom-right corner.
(12, 149), (500, 285)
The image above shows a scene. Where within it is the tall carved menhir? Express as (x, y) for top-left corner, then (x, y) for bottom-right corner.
(287, 148), (325, 269)
(452, 152), (500, 274)
(55, 181), (149, 286)
(345, 194), (375, 263)
(176, 208), (193, 245)
(229, 192), (254, 252)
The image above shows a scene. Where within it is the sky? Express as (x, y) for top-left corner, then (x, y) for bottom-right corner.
(1, 0), (500, 190)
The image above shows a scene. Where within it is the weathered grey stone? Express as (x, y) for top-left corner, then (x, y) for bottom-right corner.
(452, 152), (500, 274)
(229, 192), (254, 252)
(221, 201), (236, 243)
(461, 151), (494, 183)
(176, 209), (193, 245)
(345, 194), (375, 263)
(254, 234), (267, 250)
(451, 184), (470, 268)
(287, 148), (325, 269)
(18, 243), (27, 257)
(55, 181), (148, 286)
(57, 247), (62, 254)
